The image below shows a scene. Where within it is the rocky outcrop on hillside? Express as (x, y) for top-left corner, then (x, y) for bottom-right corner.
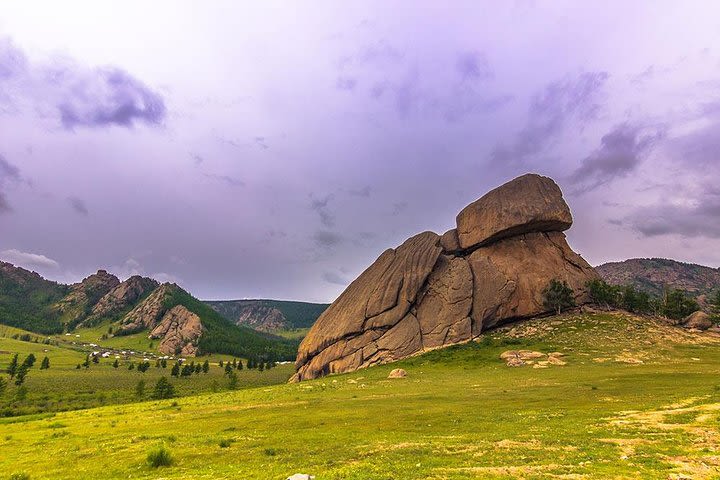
(149, 305), (203, 355)
(82, 275), (159, 326)
(117, 283), (176, 334)
(292, 174), (598, 381)
(52, 270), (120, 325)
(205, 299), (329, 331)
(597, 258), (720, 302)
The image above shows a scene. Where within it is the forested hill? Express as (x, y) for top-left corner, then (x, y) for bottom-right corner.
(204, 299), (328, 332)
(597, 258), (720, 301)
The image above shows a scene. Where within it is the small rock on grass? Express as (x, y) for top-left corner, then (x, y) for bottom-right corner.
(388, 368), (407, 378)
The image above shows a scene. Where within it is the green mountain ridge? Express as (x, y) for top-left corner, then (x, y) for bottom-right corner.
(204, 298), (329, 332)
(0, 262), (296, 361)
(597, 257), (720, 302)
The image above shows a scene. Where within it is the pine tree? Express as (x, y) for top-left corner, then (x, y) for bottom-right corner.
(23, 353), (36, 368)
(181, 364), (193, 377)
(224, 363), (232, 375)
(0, 376), (6, 396)
(83, 357), (90, 369)
(128, 362), (135, 371)
(219, 360), (224, 368)
(40, 356), (50, 370)
(161, 359), (167, 368)
(92, 355), (99, 364)
(171, 362), (180, 377)
(710, 290), (720, 319)
(228, 372), (238, 390)
(202, 360), (210, 374)
(14, 364), (29, 386)
(135, 379), (146, 399)
(237, 360), (243, 371)
(232, 358), (237, 369)
(258, 361), (264, 372)
(7, 353), (18, 378)
(151, 376), (176, 399)
(113, 359), (119, 369)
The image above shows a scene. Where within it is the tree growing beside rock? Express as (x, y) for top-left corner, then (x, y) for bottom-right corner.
(543, 279), (576, 315)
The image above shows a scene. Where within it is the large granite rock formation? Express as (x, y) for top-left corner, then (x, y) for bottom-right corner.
(292, 174), (598, 381)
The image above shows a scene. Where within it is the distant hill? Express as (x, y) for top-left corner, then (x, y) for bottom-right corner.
(204, 299), (329, 332)
(0, 261), (69, 333)
(0, 262), (296, 360)
(596, 258), (720, 301)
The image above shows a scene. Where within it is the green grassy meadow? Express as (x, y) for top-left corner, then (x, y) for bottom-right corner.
(0, 325), (293, 416)
(2, 312), (720, 479)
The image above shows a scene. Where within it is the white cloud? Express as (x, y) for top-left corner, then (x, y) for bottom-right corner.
(0, 248), (59, 269)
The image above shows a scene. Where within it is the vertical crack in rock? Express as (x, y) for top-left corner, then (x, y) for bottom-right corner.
(292, 174), (599, 381)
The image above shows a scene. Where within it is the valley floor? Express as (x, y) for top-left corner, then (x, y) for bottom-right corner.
(3, 312), (720, 479)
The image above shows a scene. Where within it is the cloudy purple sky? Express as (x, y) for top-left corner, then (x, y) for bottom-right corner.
(1, 1), (719, 302)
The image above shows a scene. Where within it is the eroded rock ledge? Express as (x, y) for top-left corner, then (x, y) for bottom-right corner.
(292, 174), (599, 381)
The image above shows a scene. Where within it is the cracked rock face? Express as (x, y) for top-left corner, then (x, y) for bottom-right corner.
(292, 174), (598, 381)
(149, 305), (203, 356)
(84, 275), (159, 325)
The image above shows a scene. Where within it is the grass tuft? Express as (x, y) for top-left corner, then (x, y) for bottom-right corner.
(146, 445), (174, 468)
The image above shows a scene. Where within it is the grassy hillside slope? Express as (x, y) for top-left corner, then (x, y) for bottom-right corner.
(163, 287), (298, 361)
(2, 311), (720, 479)
(0, 324), (294, 416)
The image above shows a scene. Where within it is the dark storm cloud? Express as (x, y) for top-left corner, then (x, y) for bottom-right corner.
(338, 40), (510, 122)
(310, 195), (335, 227)
(203, 173), (245, 188)
(57, 67), (166, 129)
(626, 192), (720, 239)
(67, 196), (89, 216)
(456, 51), (493, 81)
(0, 37), (27, 80)
(337, 39), (405, 68)
(348, 186), (371, 198)
(492, 71), (609, 164)
(570, 123), (666, 193)
(322, 270), (348, 286)
(0, 154), (21, 213)
(313, 230), (343, 248)
(336, 76), (357, 91)
(0, 35), (165, 130)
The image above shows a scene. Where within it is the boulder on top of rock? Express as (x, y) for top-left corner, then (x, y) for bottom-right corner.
(456, 173), (572, 250)
(292, 173), (597, 382)
(388, 368), (407, 378)
(682, 311), (713, 331)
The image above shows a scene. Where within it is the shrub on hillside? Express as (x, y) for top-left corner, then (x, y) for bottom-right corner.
(146, 444), (174, 468)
